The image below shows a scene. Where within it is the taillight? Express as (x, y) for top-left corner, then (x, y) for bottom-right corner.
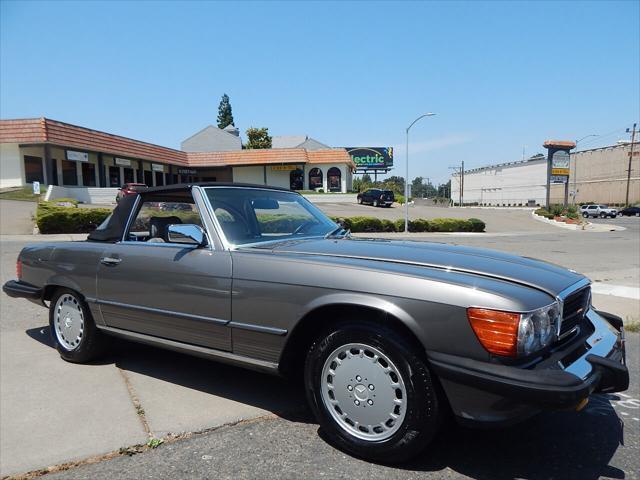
(16, 259), (22, 280)
(467, 308), (520, 357)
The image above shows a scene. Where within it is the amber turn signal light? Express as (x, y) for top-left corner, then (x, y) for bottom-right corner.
(16, 259), (22, 280)
(467, 308), (520, 357)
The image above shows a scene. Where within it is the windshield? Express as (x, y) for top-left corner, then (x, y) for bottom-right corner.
(203, 187), (340, 246)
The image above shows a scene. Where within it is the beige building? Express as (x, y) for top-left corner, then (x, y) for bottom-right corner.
(451, 142), (639, 206)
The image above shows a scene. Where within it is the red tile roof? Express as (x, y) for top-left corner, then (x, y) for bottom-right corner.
(543, 140), (576, 149)
(0, 118), (355, 169)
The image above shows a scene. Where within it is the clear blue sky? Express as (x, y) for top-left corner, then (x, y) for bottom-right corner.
(1, 1), (638, 185)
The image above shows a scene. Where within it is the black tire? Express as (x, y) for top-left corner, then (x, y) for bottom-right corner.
(600, 212), (606, 218)
(49, 288), (107, 363)
(304, 323), (444, 463)
(373, 200), (379, 207)
(357, 197), (363, 204)
(582, 212), (589, 218)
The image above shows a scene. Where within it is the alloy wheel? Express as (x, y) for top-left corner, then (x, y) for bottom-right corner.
(321, 343), (407, 442)
(53, 293), (85, 351)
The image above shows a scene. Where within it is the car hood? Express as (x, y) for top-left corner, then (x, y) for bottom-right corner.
(247, 237), (585, 297)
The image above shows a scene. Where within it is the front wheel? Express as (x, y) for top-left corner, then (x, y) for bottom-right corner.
(304, 324), (444, 463)
(582, 212), (589, 218)
(49, 288), (106, 363)
(373, 200), (379, 207)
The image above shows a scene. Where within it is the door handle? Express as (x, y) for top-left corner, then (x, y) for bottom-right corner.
(100, 257), (122, 266)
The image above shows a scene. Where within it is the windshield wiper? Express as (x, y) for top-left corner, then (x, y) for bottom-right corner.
(324, 226), (351, 239)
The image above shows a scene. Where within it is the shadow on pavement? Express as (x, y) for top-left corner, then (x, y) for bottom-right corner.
(25, 326), (624, 479)
(26, 326), (310, 423)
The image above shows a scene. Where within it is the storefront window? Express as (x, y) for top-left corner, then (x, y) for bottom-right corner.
(123, 168), (135, 184)
(82, 162), (96, 186)
(290, 169), (304, 190)
(144, 170), (153, 186)
(24, 156), (44, 184)
(308, 168), (323, 190)
(327, 167), (341, 192)
(154, 171), (164, 187)
(61, 160), (78, 185)
(109, 166), (120, 187)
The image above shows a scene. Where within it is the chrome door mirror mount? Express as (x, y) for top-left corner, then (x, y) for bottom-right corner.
(167, 224), (207, 247)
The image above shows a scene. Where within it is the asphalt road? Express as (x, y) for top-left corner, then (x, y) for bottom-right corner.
(1, 207), (639, 479)
(45, 337), (640, 480)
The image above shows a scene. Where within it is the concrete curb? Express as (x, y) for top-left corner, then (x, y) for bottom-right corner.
(531, 211), (584, 230)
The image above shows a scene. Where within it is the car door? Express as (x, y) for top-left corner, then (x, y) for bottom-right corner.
(96, 196), (233, 351)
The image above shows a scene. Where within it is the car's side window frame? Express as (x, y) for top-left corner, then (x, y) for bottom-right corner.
(118, 188), (218, 251)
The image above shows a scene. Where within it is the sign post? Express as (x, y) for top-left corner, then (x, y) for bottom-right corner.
(543, 140), (576, 208)
(32, 181), (40, 196)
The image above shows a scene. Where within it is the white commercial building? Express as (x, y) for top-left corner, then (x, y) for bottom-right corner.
(451, 142), (639, 206)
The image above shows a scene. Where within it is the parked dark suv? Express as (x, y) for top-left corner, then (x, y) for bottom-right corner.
(357, 189), (395, 207)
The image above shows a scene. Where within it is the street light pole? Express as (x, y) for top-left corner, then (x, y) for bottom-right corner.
(405, 113), (436, 232)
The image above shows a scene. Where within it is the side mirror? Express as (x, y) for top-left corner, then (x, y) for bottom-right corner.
(167, 224), (207, 246)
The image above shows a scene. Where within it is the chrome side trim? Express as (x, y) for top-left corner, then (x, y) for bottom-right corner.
(117, 241), (200, 249)
(229, 321), (288, 336)
(564, 309), (618, 380)
(95, 325), (279, 373)
(94, 299), (229, 326)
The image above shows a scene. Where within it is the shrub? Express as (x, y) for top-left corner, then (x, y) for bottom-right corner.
(36, 202), (111, 234)
(535, 208), (555, 219)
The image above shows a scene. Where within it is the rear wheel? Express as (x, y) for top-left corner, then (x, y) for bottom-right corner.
(600, 212), (606, 218)
(49, 288), (106, 363)
(357, 197), (363, 204)
(304, 324), (443, 463)
(373, 200), (379, 207)
(582, 212), (589, 218)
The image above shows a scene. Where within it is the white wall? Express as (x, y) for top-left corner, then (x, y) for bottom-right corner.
(0, 143), (23, 188)
(451, 158), (547, 206)
(232, 166), (265, 184)
(265, 168), (292, 189)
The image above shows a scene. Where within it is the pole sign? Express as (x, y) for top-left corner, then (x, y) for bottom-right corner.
(32, 181), (40, 195)
(344, 147), (393, 171)
(551, 150), (570, 176)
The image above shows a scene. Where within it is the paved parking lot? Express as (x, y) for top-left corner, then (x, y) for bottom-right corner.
(1, 206), (639, 479)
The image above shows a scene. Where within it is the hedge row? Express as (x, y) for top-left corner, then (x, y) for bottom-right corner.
(332, 216), (485, 233)
(36, 202), (111, 234)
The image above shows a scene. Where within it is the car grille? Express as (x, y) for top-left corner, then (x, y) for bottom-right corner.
(560, 286), (591, 338)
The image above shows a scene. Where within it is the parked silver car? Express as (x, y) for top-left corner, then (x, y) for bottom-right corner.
(581, 204), (618, 218)
(3, 183), (628, 463)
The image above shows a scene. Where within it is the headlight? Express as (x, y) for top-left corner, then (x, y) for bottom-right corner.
(468, 301), (561, 357)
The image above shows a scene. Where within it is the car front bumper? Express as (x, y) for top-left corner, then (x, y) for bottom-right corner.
(429, 309), (628, 425)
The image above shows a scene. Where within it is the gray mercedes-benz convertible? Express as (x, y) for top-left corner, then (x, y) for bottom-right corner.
(3, 183), (629, 462)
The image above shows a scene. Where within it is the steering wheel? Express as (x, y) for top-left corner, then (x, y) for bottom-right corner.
(293, 220), (319, 235)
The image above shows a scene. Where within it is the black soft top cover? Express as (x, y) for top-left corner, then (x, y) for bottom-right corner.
(87, 194), (138, 242)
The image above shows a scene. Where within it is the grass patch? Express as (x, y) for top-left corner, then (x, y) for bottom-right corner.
(0, 185), (47, 202)
(625, 322), (640, 333)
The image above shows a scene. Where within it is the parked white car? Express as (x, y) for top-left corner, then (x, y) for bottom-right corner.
(580, 204), (618, 218)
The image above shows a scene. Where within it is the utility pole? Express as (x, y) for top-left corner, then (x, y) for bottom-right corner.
(461, 161), (464, 206)
(625, 123), (637, 206)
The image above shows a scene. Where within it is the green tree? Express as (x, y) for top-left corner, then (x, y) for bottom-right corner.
(437, 180), (451, 198)
(217, 94), (235, 129)
(245, 127), (272, 149)
(381, 176), (405, 195)
(412, 177), (426, 198)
